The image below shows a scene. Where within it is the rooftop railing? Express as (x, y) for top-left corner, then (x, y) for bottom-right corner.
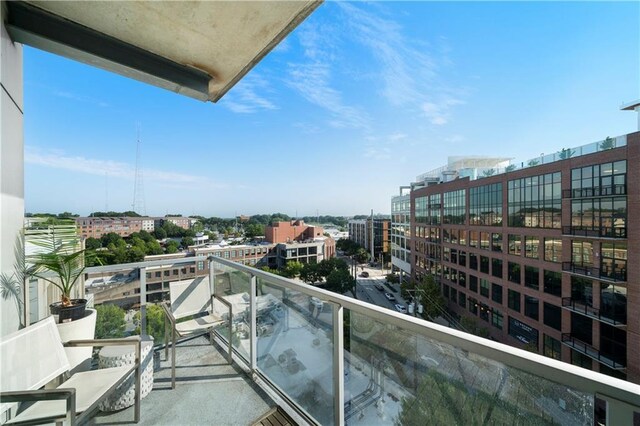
(85, 256), (640, 425)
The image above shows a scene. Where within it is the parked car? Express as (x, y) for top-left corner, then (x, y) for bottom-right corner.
(384, 292), (396, 301)
(374, 283), (384, 291)
(394, 304), (407, 313)
(360, 271), (369, 278)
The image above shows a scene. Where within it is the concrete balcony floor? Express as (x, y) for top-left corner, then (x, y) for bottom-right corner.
(95, 336), (276, 426)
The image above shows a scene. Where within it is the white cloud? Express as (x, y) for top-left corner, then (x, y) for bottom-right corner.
(287, 23), (370, 129)
(222, 74), (278, 114)
(53, 90), (109, 107)
(338, 3), (466, 125)
(25, 146), (228, 188)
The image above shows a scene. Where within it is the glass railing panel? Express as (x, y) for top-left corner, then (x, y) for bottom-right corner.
(345, 308), (593, 425)
(212, 263), (252, 361)
(256, 277), (335, 425)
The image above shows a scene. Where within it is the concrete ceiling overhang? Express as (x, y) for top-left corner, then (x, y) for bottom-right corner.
(6, 0), (322, 102)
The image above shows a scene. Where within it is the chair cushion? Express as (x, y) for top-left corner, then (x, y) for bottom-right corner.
(175, 314), (225, 335)
(8, 366), (132, 424)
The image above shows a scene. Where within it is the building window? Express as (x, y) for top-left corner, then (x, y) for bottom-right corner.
(571, 241), (593, 266)
(570, 160), (627, 198)
(600, 284), (627, 324)
(600, 242), (627, 281)
(492, 283), (503, 304)
(491, 309), (503, 330)
(469, 275), (478, 293)
(469, 297), (478, 315)
(459, 230), (467, 245)
(524, 296), (539, 320)
(480, 279), (489, 298)
(571, 350), (592, 369)
(491, 233), (502, 252)
(571, 276), (593, 306)
(442, 284), (450, 299)
(480, 256), (489, 274)
(479, 303), (490, 322)
(571, 312), (592, 345)
(543, 303), (561, 331)
(508, 234), (522, 256)
(459, 292), (466, 308)
(524, 236), (539, 259)
(508, 262), (521, 284)
(470, 183), (503, 226)
(509, 317), (539, 347)
(543, 335), (561, 360)
(600, 323), (626, 368)
(508, 289), (521, 312)
(492, 258), (503, 279)
(469, 253), (478, 270)
(443, 189), (466, 225)
(508, 172), (561, 228)
(571, 197), (627, 237)
(543, 238), (562, 263)
(469, 231), (478, 248)
(480, 232), (490, 250)
(458, 271), (466, 288)
(524, 265), (539, 290)
(450, 288), (458, 304)
(543, 270), (562, 296)
(459, 251), (466, 267)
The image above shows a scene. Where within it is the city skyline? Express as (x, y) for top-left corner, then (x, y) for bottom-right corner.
(24, 2), (639, 217)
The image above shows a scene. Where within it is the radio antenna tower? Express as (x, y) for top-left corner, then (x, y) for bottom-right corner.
(132, 124), (146, 215)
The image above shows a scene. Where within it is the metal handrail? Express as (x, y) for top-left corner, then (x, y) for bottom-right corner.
(561, 334), (626, 370)
(561, 297), (626, 326)
(210, 256), (639, 409)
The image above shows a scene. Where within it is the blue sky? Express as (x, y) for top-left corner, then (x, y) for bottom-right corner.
(24, 1), (639, 218)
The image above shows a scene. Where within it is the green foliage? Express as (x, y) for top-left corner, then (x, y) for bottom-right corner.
(505, 164), (517, 172)
(386, 273), (399, 284)
(85, 237), (102, 251)
(90, 211), (140, 217)
(244, 223), (265, 239)
(300, 262), (323, 284)
(600, 136), (615, 150)
(281, 261), (304, 278)
(412, 274), (445, 320)
(527, 159), (540, 167)
(181, 236), (194, 247)
(558, 148), (575, 160)
(325, 268), (356, 298)
(153, 227), (167, 239)
(459, 315), (490, 338)
(336, 238), (361, 256)
(482, 168), (496, 177)
(134, 304), (166, 343)
(165, 240), (179, 254)
(354, 247), (370, 264)
(95, 304), (126, 339)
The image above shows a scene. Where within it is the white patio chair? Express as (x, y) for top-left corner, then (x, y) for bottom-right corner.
(162, 276), (232, 389)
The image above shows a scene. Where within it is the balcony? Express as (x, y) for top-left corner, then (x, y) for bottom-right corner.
(562, 184), (627, 199)
(561, 298), (626, 327)
(73, 257), (640, 424)
(562, 262), (627, 283)
(562, 226), (627, 239)
(561, 334), (626, 370)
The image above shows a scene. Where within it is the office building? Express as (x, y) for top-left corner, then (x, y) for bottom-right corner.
(411, 129), (639, 384)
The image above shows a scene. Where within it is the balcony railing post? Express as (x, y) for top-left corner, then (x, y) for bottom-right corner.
(140, 266), (147, 337)
(250, 274), (257, 373)
(332, 304), (344, 426)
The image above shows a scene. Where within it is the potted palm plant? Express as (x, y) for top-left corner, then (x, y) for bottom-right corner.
(29, 244), (89, 323)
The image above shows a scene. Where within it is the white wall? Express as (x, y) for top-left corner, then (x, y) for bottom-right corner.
(1, 2), (25, 336)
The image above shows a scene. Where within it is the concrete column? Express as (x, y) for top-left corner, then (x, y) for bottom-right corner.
(1, 2), (25, 336)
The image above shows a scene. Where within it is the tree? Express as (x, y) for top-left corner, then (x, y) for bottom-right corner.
(165, 240), (179, 254)
(101, 232), (124, 248)
(134, 304), (166, 343)
(600, 136), (615, 150)
(317, 257), (348, 279)
(181, 236), (194, 247)
(95, 304), (126, 339)
(354, 247), (370, 264)
(325, 268), (356, 298)
(505, 164), (517, 172)
(414, 274), (445, 320)
(281, 261), (303, 278)
(244, 223), (265, 239)
(154, 227), (167, 240)
(558, 148), (575, 160)
(85, 237), (102, 251)
(300, 262), (323, 284)
(482, 168), (496, 177)
(527, 159), (539, 167)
